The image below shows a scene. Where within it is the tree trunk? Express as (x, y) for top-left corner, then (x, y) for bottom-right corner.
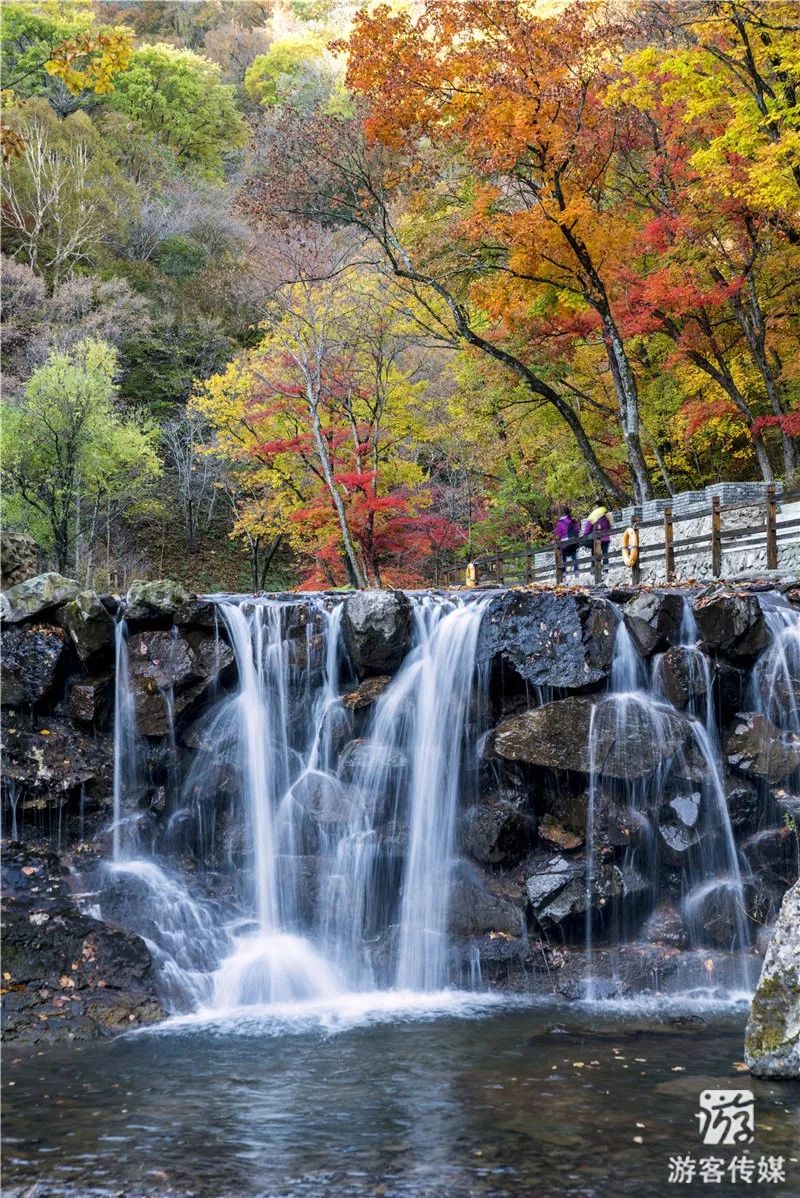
(601, 314), (654, 502)
(309, 394), (368, 588)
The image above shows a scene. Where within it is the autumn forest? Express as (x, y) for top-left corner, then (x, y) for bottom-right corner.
(2, 0), (799, 591)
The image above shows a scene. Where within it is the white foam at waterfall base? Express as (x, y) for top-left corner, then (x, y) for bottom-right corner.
(141, 988), (515, 1038)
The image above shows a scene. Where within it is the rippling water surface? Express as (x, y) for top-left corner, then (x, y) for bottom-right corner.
(4, 1002), (799, 1197)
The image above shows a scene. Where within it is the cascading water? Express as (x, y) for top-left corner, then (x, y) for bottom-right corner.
(584, 599), (756, 998)
(96, 586), (799, 1019)
(102, 591), (493, 1016)
(111, 619), (138, 861)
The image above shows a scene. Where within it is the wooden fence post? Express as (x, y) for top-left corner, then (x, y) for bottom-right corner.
(766, 484), (778, 570)
(554, 543), (564, 585)
(525, 547), (532, 584)
(711, 496), (721, 578)
(593, 528), (602, 583)
(664, 506), (675, 581)
(496, 555), (504, 585)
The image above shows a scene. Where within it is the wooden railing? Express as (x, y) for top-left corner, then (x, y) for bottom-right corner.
(438, 485), (800, 588)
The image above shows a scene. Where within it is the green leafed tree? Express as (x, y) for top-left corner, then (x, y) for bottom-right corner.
(106, 42), (248, 177)
(2, 338), (161, 573)
(1, 98), (132, 285)
(243, 35), (348, 115)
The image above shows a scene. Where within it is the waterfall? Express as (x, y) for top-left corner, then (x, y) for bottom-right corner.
(753, 599), (800, 734)
(97, 587), (799, 1018)
(103, 592), (491, 1014)
(395, 597), (490, 990)
(111, 619), (138, 861)
(584, 602), (755, 998)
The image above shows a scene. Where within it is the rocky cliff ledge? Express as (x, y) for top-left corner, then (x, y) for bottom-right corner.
(1, 573), (799, 1043)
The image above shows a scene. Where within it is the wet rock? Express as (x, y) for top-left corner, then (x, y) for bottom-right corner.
(448, 860), (525, 938)
(493, 696), (691, 779)
(339, 739), (408, 793)
(525, 855), (647, 932)
(714, 661), (749, 723)
(538, 813), (583, 852)
(658, 820), (701, 860)
(745, 880), (800, 1079)
(1, 715), (113, 807)
(342, 675), (392, 711)
(1, 623), (67, 707)
(725, 778), (759, 829)
(67, 676), (113, 726)
(655, 646), (709, 710)
(289, 771), (358, 833)
(61, 590), (115, 662)
(477, 591), (615, 690)
(1, 844), (164, 1041)
(641, 903), (688, 948)
(342, 590), (413, 677)
(174, 598), (222, 630)
(127, 629), (234, 736)
(657, 785), (704, 861)
(685, 882), (745, 950)
(694, 591), (768, 659)
(623, 592), (683, 656)
(125, 579), (191, 625)
(0, 572), (80, 625)
(725, 712), (800, 783)
(289, 631), (325, 674)
(462, 796), (535, 866)
(667, 789), (701, 827)
(525, 855), (581, 912)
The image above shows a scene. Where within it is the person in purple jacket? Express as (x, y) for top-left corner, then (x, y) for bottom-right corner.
(582, 501), (611, 569)
(553, 506), (580, 574)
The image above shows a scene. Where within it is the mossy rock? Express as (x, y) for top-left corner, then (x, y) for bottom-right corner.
(745, 880), (800, 1078)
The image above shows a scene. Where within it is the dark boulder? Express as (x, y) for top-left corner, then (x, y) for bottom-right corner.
(493, 695), (691, 779)
(476, 590), (615, 690)
(0, 572), (80, 625)
(623, 592), (684, 656)
(289, 771), (358, 836)
(524, 854), (647, 932)
(68, 676), (113, 726)
(725, 778), (759, 829)
(1, 844), (164, 1042)
(125, 579), (191, 625)
(448, 860), (526, 938)
(694, 591), (768, 659)
(462, 795), (535, 866)
(175, 598), (222, 629)
(714, 661), (749, 723)
(2, 715), (113, 808)
(641, 903), (688, 948)
(61, 591), (115, 662)
(127, 629), (234, 736)
(339, 739), (408, 792)
(342, 590), (413, 677)
(725, 712), (800, 783)
(1, 623), (67, 707)
(655, 646), (710, 711)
